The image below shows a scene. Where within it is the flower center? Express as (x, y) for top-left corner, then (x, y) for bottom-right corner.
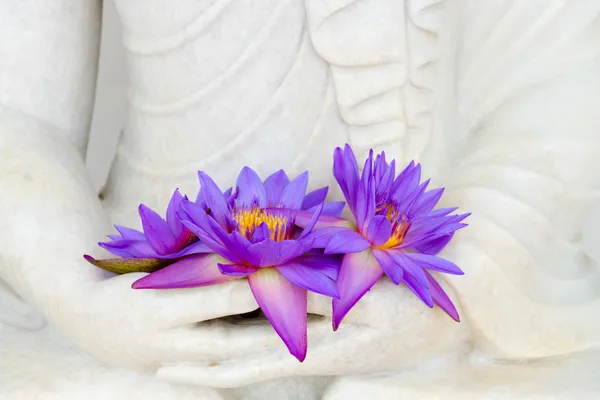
(233, 207), (293, 242)
(376, 202), (411, 249)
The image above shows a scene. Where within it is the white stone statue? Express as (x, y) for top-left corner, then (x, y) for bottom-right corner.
(1, 0), (600, 398)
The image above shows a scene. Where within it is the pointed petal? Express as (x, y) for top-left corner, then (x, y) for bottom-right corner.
(293, 210), (354, 230)
(414, 234), (453, 255)
(388, 250), (430, 291)
(424, 271), (460, 322)
(392, 162), (421, 201)
(83, 255), (169, 275)
(402, 214), (463, 246)
(352, 184), (368, 232)
(414, 188), (444, 214)
(386, 250), (434, 307)
(354, 149), (376, 231)
(236, 166), (267, 208)
(301, 226), (347, 248)
(167, 240), (213, 258)
(197, 171), (230, 227)
(248, 268), (308, 362)
(306, 202), (345, 218)
(425, 207), (459, 218)
(179, 200), (209, 231)
(263, 169), (290, 206)
(226, 187), (238, 205)
(279, 171), (309, 209)
(246, 239), (306, 267)
(99, 238), (156, 258)
(218, 263), (259, 277)
(303, 187), (345, 217)
(139, 204), (178, 255)
(393, 161), (415, 188)
(276, 262), (339, 298)
(398, 232), (438, 251)
(372, 249), (403, 284)
(320, 201), (345, 217)
(298, 202), (324, 240)
(364, 215), (392, 247)
(438, 222), (469, 235)
(180, 208), (247, 264)
(375, 158), (395, 202)
(324, 229), (371, 255)
(132, 254), (235, 289)
(181, 218), (241, 264)
(400, 222), (467, 251)
(98, 240), (140, 258)
(226, 230), (256, 263)
(333, 145), (360, 214)
(398, 178), (430, 217)
(403, 270), (434, 308)
(332, 250), (383, 330)
(301, 187), (328, 210)
(405, 253), (464, 275)
(114, 225), (145, 241)
(252, 222), (271, 242)
(291, 253), (342, 280)
(166, 189), (185, 237)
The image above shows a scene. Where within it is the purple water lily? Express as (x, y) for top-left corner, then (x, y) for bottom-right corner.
(132, 167), (341, 362)
(85, 167), (342, 276)
(297, 145), (469, 330)
(84, 189), (212, 274)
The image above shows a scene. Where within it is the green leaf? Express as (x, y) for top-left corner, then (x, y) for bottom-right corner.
(83, 255), (173, 274)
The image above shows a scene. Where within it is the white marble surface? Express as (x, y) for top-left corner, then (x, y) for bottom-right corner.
(1, 0), (600, 399)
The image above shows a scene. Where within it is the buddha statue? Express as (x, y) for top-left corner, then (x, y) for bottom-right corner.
(1, 0), (600, 398)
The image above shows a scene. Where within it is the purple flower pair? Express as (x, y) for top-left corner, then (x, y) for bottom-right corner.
(85, 145), (468, 361)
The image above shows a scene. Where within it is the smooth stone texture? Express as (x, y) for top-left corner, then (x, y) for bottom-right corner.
(324, 351), (600, 399)
(1, 0), (600, 399)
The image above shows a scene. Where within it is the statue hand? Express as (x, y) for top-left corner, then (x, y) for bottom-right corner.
(156, 278), (467, 388)
(61, 273), (275, 370)
(0, 125), (285, 373)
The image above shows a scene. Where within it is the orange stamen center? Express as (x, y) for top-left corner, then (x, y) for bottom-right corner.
(376, 202), (411, 249)
(233, 207), (292, 242)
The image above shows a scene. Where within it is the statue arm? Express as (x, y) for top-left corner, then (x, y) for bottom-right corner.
(0, 120), (108, 306)
(0, 0), (103, 307)
(441, 1), (600, 358)
(0, 0), (102, 155)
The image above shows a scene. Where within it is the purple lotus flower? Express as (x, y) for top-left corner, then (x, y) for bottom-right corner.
(297, 145), (469, 330)
(84, 189), (212, 274)
(132, 167), (341, 362)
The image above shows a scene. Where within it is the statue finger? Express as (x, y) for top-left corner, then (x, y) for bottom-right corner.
(155, 322), (375, 387)
(99, 274), (259, 326)
(156, 355), (302, 388)
(152, 323), (284, 363)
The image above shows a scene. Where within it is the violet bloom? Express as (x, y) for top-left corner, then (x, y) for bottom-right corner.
(299, 145), (469, 330)
(132, 167), (341, 362)
(84, 189), (211, 274)
(259, 169), (345, 217)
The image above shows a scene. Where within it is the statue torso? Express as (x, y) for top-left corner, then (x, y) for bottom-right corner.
(104, 0), (348, 224)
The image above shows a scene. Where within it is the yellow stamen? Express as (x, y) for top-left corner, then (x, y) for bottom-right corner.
(376, 203), (411, 249)
(233, 207), (291, 242)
